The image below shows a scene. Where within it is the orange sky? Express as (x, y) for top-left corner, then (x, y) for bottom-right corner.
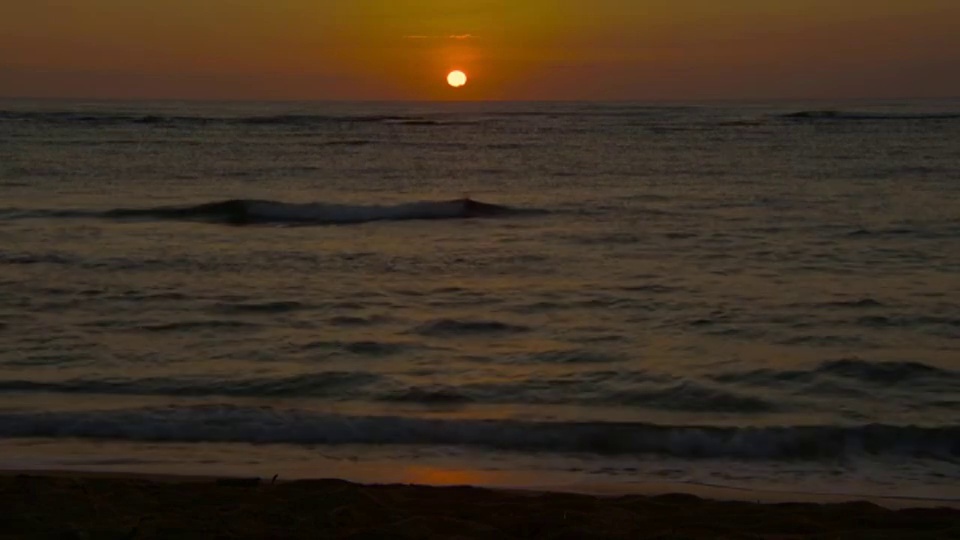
(1, 0), (958, 100)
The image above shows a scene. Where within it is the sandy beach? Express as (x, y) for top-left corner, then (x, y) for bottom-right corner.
(3, 471), (958, 539)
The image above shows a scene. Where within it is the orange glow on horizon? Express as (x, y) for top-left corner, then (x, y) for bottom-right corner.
(1, 1), (958, 100)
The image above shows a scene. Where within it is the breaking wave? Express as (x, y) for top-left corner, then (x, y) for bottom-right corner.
(712, 359), (959, 388)
(413, 319), (532, 336)
(4, 198), (532, 225)
(0, 110), (463, 127)
(0, 107), (695, 126)
(781, 110), (960, 121)
(0, 406), (955, 461)
(0, 373), (383, 398)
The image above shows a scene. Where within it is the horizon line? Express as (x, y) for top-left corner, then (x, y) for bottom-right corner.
(2, 95), (958, 105)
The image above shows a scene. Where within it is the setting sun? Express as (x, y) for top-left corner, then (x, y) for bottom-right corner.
(446, 70), (468, 88)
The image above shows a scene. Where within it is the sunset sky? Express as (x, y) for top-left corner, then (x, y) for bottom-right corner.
(2, 0), (958, 101)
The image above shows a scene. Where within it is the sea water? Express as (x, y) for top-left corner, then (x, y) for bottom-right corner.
(1, 99), (958, 501)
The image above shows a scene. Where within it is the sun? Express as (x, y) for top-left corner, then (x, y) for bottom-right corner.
(446, 70), (467, 88)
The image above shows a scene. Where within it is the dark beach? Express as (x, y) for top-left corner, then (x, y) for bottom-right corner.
(4, 471), (959, 539)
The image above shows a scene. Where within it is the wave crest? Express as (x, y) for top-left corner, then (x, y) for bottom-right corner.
(0, 110), (446, 127)
(413, 318), (531, 336)
(12, 198), (529, 225)
(713, 359), (959, 387)
(0, 406), (955, 461)
(0, 372), (383, 398)
(782, 110), (960, 121)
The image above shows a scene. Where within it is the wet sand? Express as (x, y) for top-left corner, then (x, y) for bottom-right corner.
(3, 471), (958, 539)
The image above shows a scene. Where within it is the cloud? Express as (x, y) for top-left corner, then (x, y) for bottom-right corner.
(403, 34), (476, 40)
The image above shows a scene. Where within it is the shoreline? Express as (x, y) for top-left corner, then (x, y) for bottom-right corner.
(3, 438), (957, 510)
(5, 467), (960, 510)
(3, 469), (958, 539)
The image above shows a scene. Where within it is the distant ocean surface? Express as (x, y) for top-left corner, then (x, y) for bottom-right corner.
(1, 99), (958, 501)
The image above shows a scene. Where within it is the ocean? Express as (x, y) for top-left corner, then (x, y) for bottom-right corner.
(1, 99), (958, 502)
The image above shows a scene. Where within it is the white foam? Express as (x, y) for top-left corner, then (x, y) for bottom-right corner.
(0, 406), (955, 461)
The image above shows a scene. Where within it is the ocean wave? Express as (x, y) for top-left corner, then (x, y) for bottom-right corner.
(713, 359), (960, 387)
(0, 372), (383, 398)
(816, 298), (886, 309)
(299, 339), (412, 356)
(607, 383), (775, 413)
(412, 318), (531, 336)
(505, 350), (625, 365)
(3, 198), (531, 225)
(382, 377), (776, 413)
(0, 372), (774, 413)
(0, 252), (78, 266)
(326, 315), (382, 327)
(141, 320), (263, 332)
(378, 386), (476, 404)
(238, 114), (409, 125)
(817, 359), (957, 383)
(855, 315), (960, 331)
(781, 110), (960, 121)
(210, 301), (309, 314)
(0, 110), (449, 127)
(318, 139), (375, 147)
(0, 406), (955, 461)
(846, 227), (931, 238)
